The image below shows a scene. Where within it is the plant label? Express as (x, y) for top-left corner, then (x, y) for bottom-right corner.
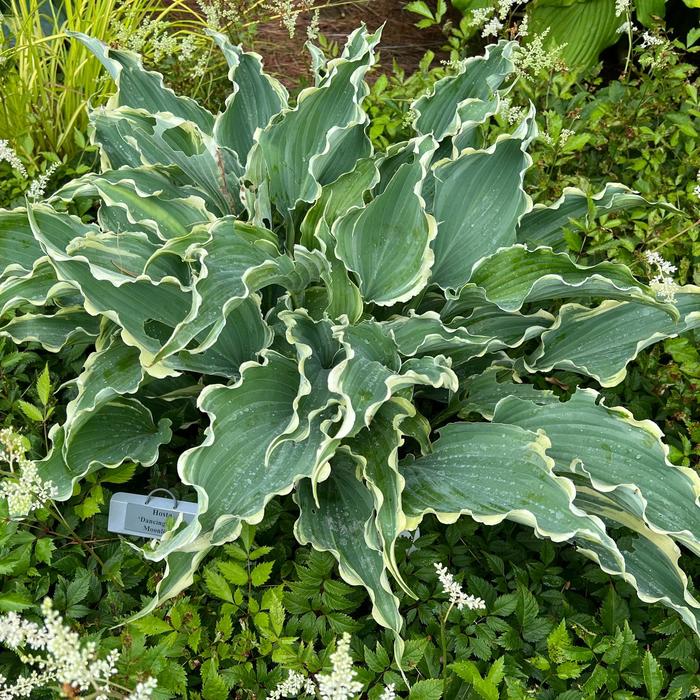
(107, 491), (197, 539)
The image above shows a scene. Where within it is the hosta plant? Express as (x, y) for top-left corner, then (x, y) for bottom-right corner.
(1, 27), (699, 659)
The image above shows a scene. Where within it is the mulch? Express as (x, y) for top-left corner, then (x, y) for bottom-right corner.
(243, 0), (452, 86)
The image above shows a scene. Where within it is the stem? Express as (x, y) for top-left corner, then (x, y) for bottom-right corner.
(651, 218), (700, 250)
(51, 504), (105, 567)
(622, 10), (633, 80)
(440, 601), (454, 683)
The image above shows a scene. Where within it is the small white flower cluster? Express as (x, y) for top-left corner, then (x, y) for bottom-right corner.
(113, 18), (206, 75)
(542, 128), (574, 146)
(469, 7), (492, 27)
(499, 96), (526, 125)
(264, 0), (316, 38)
(307, 8), (321, 40)
(0, 599), (156, 699)
(616, 20), (636, 34)
(265, 635), (400, 699)
(481, 15), (504, 38)
(640, 30), (664, 49)
(402, 109), (418, 129)
(127, 677), (159, 700)
(615, 0), (630, 17)
(0, 428), (58, 518)
(693, 170), (700, 198)
(0, 140), (27, 177)
(269, 670), (316, 699)
(644, 250), (679, 303)
(516, 13), (528, 38)
(27, 162), (59, 202)
(317, 633), (363, 700)
(434, 562), (486, 611)
(196, 0), (240, 31)
(469, 1), (529, 37)
(380, 684), (397, 700)
(440, 57), (468, 72)
(514, 28), (567, 80)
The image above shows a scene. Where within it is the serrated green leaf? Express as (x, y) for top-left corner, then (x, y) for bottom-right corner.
(251, 561), (274, 587)
(36, 363), (50, 407)
(204, 568), (233, 603)
(409, 678), (443, 700)
(642, 650), (664, 700)
(217, 560), (248, 586)
(17, 400), (43, 422)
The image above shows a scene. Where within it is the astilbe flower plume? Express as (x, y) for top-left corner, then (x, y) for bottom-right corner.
(0, 599), (157, 699)
(316, 632), (363, 700)
(0, 140), (27, 177)
(434, 562), (486, 611)
(0, 428), (57, 518)
(644, 250), (679, 303)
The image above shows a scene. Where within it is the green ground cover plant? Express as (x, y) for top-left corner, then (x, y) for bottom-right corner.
(2, 471), (700, 698)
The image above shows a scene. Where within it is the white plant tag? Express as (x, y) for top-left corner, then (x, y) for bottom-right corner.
(107, 490), (197, 539)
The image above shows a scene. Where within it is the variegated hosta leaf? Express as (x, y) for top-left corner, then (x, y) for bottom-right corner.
(528, 287), (700, 385)
(398, 410), (700, 630)
(0, 309), (100, 352)
(383, 309), (550, 365)
(492, 390), (700, 557)
(27, 205), (193, 374)
(400, 421), (621, 560)
(51, 167), (215, 241)
(247, 26), (380, 215)
(210, 31), (288, 170)
(330, 320), (458, 438)
(573, 487), (700, 635)
(39, 398), (171, 500)
(411, 40), (516, 142)
(72, 33), (214, 133)
(153, 218), (326, 362)
(149, 351), (341, 566)
(300, 158), (379, 251)
(430, 132), (532, 291)
(266, 311), (342, 472)
(63, 328), (144, 440)
(90, 107), (240, 216)
(346, 398), (415, 597)
(295, 452), (405, 660)
(0, 209), (45, 277)
(300, 159), (379, 323)
(334, 137), (437, 305)
(168, 295), (272, 378)
(516, 184), (673, 250)
(459, 364), (555, 419)
(444, 244), (675, 316)
(0, 260), (70, 316)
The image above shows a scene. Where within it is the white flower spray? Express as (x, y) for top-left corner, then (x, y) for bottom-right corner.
(0, 428), (57, 518)
(434, 562), (486, 684)
(317, 632), (363, 700)
(0, 599), (157, 699)
(434, 563), (486, 612)
(27, 162), (59, 201)
(644, 250), (679, 303)
(0, 140), (27, 177)
(266, 632), (386, 699)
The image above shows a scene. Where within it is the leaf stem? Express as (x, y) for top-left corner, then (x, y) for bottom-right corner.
(51, 503), (105, 567)
(441, 601), (454, 683)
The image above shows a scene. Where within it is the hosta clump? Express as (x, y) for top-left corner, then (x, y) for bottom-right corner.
(1, 27), (699, 657)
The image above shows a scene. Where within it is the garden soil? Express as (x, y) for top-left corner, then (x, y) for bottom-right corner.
(192, 0), (453, 87)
